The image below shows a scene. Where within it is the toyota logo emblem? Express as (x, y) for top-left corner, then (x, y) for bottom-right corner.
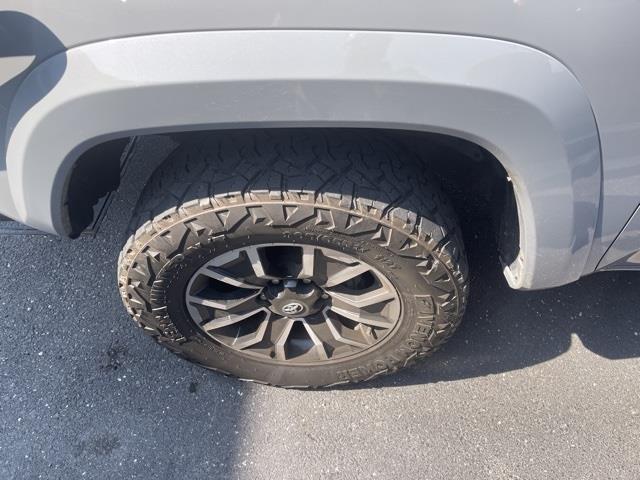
(282, 302), (305, 315)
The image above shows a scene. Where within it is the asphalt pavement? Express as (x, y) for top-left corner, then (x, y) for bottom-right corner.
(1, 141), (639, 479)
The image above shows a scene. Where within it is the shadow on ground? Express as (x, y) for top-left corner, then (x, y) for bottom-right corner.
(363, 244), (640, 388)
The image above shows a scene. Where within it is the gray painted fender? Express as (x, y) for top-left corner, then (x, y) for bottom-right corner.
(4, 30), (601, 290)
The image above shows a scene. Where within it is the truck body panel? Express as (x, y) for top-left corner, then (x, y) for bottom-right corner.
(1, 2), (639, 288)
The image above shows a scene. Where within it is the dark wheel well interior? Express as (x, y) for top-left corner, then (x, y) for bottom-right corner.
(62, 128), (519, 266)
(390, 130), (519, 269)
(62, 138), (130, 237)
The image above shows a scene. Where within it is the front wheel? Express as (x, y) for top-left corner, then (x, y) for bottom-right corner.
(118, 130), (468, 387)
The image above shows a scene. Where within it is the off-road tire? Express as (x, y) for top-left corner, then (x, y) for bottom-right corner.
(118, 130), (469, 387)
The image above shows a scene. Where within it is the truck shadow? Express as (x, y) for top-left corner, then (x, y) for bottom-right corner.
(361, 244), (640, 388)
(0, 11), (66, 169)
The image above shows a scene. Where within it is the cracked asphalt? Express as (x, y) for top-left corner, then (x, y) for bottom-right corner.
(1, 140), (639, 479)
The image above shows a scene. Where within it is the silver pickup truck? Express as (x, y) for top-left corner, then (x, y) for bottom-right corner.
(1, 3), (639, 387)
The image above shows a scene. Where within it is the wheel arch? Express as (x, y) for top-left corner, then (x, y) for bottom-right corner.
(4, 29), (601, 289)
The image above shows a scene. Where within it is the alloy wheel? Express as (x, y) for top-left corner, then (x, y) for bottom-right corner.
(185, 244), (401, 364)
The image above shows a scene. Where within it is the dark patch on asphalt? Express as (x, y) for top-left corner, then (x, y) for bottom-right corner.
(101, 344), (127, 371)
(189, 381), (199, 394)
(73, 433), (121, 457)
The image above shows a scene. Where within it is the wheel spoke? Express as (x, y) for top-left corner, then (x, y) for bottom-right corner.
(187, 290), (260, 311)
(209, 249), (241, 267)
(274, 317), (296, 361)
(244, 246), (271, 279)
(201, 305), (269, 331)
(299, 246), (316, 279)
(323, 262), (371, 288)
(232, 317), (270, 349)
(300, 320), (329, 360)
(329, 304), (394, 329)
(326, 285), (396, 309)
(200, 266), (261, 290)
(322, 308), (370, 348)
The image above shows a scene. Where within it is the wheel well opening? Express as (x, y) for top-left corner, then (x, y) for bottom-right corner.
(62, 128), (519, 275)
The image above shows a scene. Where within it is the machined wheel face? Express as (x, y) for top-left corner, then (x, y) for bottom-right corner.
(185, 244), (401, 365)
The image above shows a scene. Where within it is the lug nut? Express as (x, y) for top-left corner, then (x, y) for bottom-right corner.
(271, 279), (280, 284)
(302, 278), (312, 284)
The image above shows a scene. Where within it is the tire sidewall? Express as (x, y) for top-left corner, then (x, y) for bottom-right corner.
(149, 211), (449, 387)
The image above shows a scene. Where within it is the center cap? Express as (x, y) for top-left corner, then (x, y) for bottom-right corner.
(265, 280), (325, 317)
(282, 302), (305, 315)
